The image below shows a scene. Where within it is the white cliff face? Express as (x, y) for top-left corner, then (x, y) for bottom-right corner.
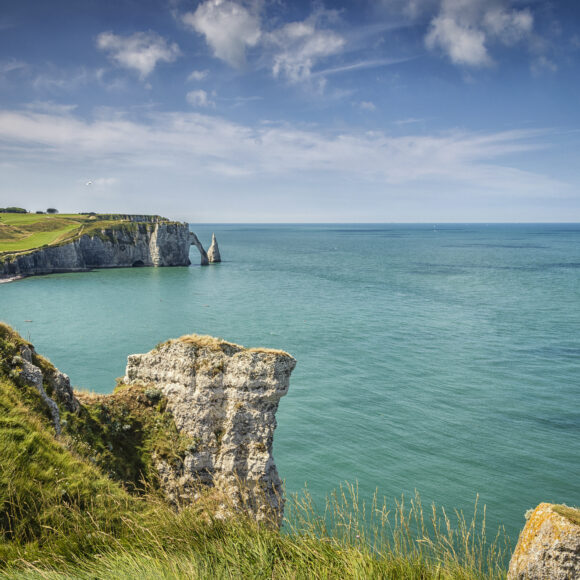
(0, 220), (209, 279)
(124, 336), (296, 524)
(190, 232), (209, 265)
(208, 233), (221, 263)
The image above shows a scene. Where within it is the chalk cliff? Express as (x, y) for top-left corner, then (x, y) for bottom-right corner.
(0, 219), (209, 279)
(0, 323), (295, 525)
(508, 502), (580, 580)
(0, 327), (80, 435)
(190, 231), (209, 266)
(124, 336), (296, 523)
(208, 233), (221, 263)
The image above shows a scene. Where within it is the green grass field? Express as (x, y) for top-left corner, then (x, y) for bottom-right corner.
(0, 213), (165, 256)
(0, 214), (91, 253)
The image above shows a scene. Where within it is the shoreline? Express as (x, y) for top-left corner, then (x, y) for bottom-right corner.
(0, 275), (23, 284)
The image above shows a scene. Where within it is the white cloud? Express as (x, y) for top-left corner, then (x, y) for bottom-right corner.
(359, 101), (376, 111)
(182, 0), (261, 68)
(0, 59), (27, 77)
(182, 2), (347, 86)
(97, 31), (181, 79)
(483, 7), (533, 45)
(32, 67), (93, 92)
(186, 89), (215, 107)
(0, 107), (561, 201)
(377, 0), (438, 20)
(425, 0), (534, 67)
(311, 57), (414, 78)
(187, 69), (209, 81)
(531, 55), (557, 76)
(267, 14), (345, 83)
(29, 67), (129, 94)
(25, 101), (78, 115)
(426, 15), (491, 67)
(393, 117), (423, 126)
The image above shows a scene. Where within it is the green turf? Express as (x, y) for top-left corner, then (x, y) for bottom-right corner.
(0, 214), (176, 256)
(0, 214), (90, 253)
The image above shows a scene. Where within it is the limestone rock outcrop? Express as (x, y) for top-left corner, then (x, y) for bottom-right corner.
(1, 219), (210, 279)
(10, 343), (80, 434)
(208, 233), (221, 263)
(190, 232), (209, 265)
(508, 502), (580, 579)
(124, 335), (296, 524)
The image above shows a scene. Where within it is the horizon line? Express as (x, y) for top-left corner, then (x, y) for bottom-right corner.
(184, 221), (580, 225)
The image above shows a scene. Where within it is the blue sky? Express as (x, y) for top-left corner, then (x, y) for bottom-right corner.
(1, 0), (579, 222)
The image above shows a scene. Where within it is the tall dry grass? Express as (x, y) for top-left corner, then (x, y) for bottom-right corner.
(1, 481), (509, 579)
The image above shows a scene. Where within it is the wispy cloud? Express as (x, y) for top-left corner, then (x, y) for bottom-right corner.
(531, 55), (557, 76)
(0, 59), (27, 78)
(32, 67), (92, 92)
(266, 12), (345, 84)
(24, 101), (78, 115)
(377, 0), (438, 21)
(393, 117), (423, 126)
(359, 101), (376, 111)
(96, 31), (181, 79)
(187, 69), (209, 82)
(186, 89), (215, 107)
(0, 108), (561, 200)
(29, 66), (126, 93)
(311, 57), (415, 78)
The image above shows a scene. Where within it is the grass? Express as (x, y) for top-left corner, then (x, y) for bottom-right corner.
(0, 213), (179, 256)
(0, 482), (510, 579)
(553, 505), (580, 526)
(0, 214), (88, 253)
(68, 382), (199, 493)
(174, 334), (294, 357)
(0, 323), (510, 578)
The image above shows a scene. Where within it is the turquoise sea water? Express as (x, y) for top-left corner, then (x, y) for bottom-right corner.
(1, 223), (579, 541)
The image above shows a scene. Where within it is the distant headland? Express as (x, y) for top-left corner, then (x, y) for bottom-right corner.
(0, 211), (221, 281)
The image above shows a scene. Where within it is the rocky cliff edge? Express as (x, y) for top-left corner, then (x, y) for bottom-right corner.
(124, 336), (296, 524)
(0, 323), (295, 525)
(508, 502), (580, 579)
(0, 217), (211, 279)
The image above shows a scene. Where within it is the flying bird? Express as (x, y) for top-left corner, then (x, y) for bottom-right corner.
(85, 180), (93, 186)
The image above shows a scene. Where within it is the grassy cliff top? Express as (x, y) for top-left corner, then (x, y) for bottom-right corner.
(553, 505), (580, 526)
(174, 334), (293, 358)
(0, 213), (178, 256)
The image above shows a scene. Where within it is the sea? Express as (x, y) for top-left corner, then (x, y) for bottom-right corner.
(1, 223), (579, 542)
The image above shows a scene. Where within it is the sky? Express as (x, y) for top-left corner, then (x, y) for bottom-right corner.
(1, 0), (579, 222)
